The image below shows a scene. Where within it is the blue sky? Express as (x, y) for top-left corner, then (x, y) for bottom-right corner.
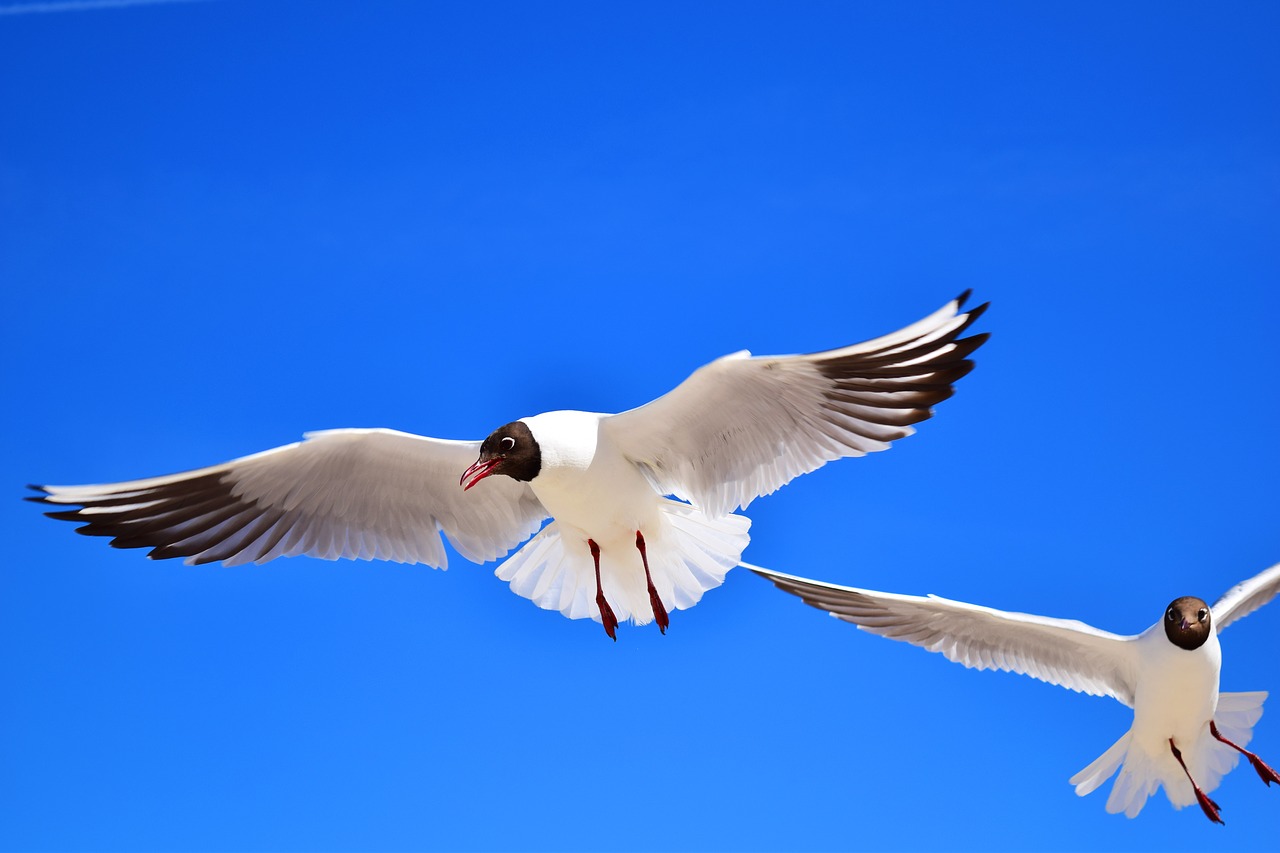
(2, 1), (1278, 850)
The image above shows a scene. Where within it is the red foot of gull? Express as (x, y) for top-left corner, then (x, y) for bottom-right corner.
(1211, 720), (1280, 787)
(588, 539), (617, 641)
(1169, 738), (1224, 825)
(636, 530), (669, 634)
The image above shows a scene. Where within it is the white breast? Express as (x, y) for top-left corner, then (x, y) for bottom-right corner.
(520, 411), (662, 541)
(1130, 626), (1222, 749)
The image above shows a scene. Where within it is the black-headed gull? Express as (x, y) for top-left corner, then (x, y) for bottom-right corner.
(28, 293), (987, 640)
(747, 560), (1280, 822)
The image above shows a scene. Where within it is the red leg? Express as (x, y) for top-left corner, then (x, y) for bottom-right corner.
(1169, 738), (1224, 825)
(1211, 720), (1280, 786)
(588, 539), (617, 641)
(635, 531), (669, 634)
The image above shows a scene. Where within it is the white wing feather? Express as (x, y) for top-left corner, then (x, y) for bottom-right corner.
(747, 563), (1141, 706)
(602, 292), (988, 517)
(31, 428), (548, 569)
(1212, 561), (1280, 633)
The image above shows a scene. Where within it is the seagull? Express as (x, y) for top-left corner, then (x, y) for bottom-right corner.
(746, 560), (1280, 822)
(28, 292), (987, 640)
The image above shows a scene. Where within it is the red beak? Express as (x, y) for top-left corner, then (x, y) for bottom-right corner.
(460, 457), (500, 491)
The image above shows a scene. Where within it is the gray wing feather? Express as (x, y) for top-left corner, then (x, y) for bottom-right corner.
(603, 292), (988, 517)
(1212, 561), (1280, 633)
(747, 562), (1140, 706)
(30, 428), (548, 569)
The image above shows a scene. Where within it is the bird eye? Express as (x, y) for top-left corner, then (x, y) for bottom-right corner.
(1166, 607), (1176, 622)
(1198, 608), (1208, 622)
(501, 436), (516, 451)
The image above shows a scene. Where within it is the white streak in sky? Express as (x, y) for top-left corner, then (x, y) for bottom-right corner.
(0, 0), (211, 16)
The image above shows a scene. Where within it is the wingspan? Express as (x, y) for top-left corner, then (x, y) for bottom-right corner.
(30, 428), (548, 568)
(1212, 561), (1280, 633)
(747, 562), (1140, 706)
(602, 292), (988, 517)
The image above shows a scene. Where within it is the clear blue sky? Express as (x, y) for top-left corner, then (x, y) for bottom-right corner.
(2, 1), (1278, 850)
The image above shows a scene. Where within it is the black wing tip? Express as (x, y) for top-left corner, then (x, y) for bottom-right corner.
(75, 524), (118, 538)
(44, 509), (86, 521)
(955, 356), (979, 377)
(953, 288), (990, 310)
(962, 299), (990, 323)
(25, 484), (52, 503)
(953, 333), (991, 360)
(954, 289), (993, 314)
(949, 293), (991, 344)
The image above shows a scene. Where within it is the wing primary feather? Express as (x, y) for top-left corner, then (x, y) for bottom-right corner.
(30, 429), (549, 570)
(603, 293), (990, 516)
(65, 490), (236, 539)
(1212, 562), (1280, 632)
(745, 561), (1138, 705)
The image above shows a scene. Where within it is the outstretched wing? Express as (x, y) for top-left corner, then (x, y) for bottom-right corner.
(603, 292), (988, 517)
(1212, 561), (1280, 633)
(30, 428), (548, 569)
(747, 563), (1140, 706)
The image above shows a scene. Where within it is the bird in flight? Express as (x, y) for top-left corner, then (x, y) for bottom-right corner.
(30, 293), (987, 640)
(747, 560), (1280, 822)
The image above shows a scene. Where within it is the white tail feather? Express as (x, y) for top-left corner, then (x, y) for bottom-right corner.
(1070, 731), (1130, 798)
(495, 500), (751, 625)
(1104, 741), (1165, 817)
(1070, 691), (1268, 817)
(1214, 690), (1267, 745)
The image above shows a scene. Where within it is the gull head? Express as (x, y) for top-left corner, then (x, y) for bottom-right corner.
(1163, 596), (1212, 650)
(461, 421), (542, 490)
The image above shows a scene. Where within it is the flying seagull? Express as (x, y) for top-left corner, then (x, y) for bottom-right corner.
(746, 560), (1280, 822)
(28, 292), (987, 640)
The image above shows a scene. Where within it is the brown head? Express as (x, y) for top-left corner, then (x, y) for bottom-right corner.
(460, 421), (542, 490)
(1163, 596), (1212, 650)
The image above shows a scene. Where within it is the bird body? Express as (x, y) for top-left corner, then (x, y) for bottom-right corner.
(1129, 623), (1220, 760)
(496, 410), (751, 628)
(1070, 621), (1236, 818)
(748, 561), (1280, 821)
(521, 410), (653, 539)
(31, 292), (988, 638)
